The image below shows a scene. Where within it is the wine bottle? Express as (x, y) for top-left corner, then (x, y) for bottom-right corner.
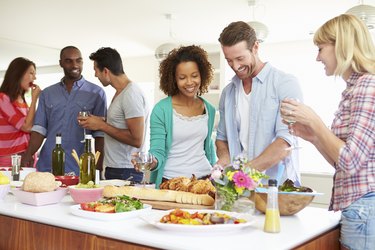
(51, 133), (65, 176)
(79, 134), (95, 184)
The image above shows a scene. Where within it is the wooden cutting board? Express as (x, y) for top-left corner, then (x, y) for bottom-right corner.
(141, 199), (214, 210)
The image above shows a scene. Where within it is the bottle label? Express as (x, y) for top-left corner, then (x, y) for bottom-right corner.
(56, 136), (62, 144)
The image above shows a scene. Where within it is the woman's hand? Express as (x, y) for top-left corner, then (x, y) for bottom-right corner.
(131, 152), (158, 172)
(280, 98), (322, 143)
(30, 84), (41, 102)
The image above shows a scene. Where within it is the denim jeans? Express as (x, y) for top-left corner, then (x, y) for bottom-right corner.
(104, 167), (143, 183)
(340, 192), (375, 250)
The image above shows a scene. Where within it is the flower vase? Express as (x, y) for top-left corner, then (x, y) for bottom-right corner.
(215, 185), (255, 214)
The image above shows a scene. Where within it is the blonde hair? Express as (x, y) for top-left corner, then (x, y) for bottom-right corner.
(313, 14), (375, 76)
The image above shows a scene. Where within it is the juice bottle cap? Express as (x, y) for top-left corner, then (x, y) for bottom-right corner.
(268, 179), (277, 187)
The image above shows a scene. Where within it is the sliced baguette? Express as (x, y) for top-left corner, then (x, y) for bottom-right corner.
(103, 186), (214, 206)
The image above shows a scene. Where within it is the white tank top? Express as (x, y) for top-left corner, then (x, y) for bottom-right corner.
(163, 109), (212, 179)
(237, 83), (251, 153)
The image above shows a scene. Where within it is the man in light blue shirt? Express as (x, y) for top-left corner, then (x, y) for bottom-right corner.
(216, 21), (303, 185)
(21, 46), (107, 175)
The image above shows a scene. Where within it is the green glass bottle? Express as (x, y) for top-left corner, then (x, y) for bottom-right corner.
(79, 134), (95, 184)
(52, 133), (65, 176)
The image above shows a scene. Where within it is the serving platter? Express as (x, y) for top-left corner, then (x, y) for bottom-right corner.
(255, 187), (324, 196)
(140, 200), (214, 210)
(99, 179), (131, 187)
(140, 209), (255, 233)
(70, 204), (152, 221)
(12, 187), (67, 206)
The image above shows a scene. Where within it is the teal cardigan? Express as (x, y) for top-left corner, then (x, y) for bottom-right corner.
(149, 96), (217, 188)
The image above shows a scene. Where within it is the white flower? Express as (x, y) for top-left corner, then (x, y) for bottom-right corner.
(211, 164), (223, 180)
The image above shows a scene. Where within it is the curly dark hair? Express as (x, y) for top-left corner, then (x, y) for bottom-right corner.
(159, 45), (214, 96)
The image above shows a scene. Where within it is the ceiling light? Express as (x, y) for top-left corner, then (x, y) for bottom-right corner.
(346, 1), (375, 29)
(155, 43), (177, 60)
(154, 14), (179, 61)
(247, 21), (269, 43)
(247, 0), (269, 42)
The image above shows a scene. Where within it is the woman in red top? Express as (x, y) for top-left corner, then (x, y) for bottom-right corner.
(0, 57), (41, 167)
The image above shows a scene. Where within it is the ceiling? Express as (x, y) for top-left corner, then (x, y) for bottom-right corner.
(1, 0), (374, 71)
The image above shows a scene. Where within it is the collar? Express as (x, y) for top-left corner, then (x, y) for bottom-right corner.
(60, 76), (85, 87)
(346, 72), (362, 88)
(232, 62), (271, 88)
(255, 62), (270, 84)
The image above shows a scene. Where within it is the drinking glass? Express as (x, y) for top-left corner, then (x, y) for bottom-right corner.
(78, 111), (90, 143)
(132, 152), (154, 187)
(282, 98), (302, 151)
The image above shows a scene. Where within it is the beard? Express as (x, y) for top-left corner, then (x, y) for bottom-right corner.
(234, 54), (257, 80)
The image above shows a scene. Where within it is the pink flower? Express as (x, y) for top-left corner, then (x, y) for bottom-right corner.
(233, 171), (256, 190)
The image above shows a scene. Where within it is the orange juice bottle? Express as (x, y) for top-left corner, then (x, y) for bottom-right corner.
(264, 179), (281, 233)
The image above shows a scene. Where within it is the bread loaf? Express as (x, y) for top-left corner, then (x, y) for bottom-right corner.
(22, 172), (60, 193)
(159, 175), (216, 196)
(103, 186), (214, 206)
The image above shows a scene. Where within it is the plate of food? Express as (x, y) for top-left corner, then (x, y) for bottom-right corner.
(140, 208), (255, 233)
(70, 195), (152, 221)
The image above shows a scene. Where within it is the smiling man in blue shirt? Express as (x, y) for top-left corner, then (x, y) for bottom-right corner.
(216, 21), (303, 185)
(21, 46), (107, 175)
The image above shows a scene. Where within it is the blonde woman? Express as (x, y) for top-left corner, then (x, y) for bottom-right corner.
(281, 14), (375, 250)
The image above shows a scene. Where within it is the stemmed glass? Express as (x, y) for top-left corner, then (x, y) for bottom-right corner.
(78, 111), (90, 143)
(279, 98), (302, 186)
(132, 152), (154, 188)
(282, 98), (302, 151)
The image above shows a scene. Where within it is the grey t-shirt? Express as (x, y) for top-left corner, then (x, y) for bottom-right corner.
(104, 82), (149, 169)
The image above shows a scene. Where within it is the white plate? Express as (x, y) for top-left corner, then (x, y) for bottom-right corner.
(70, 204), (152, 221)
(255, 187), (324, 196)
(140, 209), (255, 233)
(99, 179), (131, 187)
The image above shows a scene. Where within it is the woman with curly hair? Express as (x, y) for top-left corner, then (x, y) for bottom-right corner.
(145, 45), (217, 188)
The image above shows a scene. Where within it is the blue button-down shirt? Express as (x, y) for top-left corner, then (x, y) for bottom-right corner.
(32, 77), (107, 175)
(216, 63), (303, 184)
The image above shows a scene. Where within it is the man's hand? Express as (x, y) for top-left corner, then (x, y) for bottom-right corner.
(20, 151), (34, 168)
(79, 115), (106, 131)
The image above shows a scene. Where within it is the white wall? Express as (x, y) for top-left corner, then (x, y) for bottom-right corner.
(1, 43), (341, 206)
(260, 40), (344, 175)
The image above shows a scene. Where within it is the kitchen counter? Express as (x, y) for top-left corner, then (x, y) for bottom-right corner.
(0, 192), (341, 250)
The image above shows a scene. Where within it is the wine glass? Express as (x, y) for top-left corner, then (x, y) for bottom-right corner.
(132, 152), (154, 188)
(282, 98), (302, 151)
(78, 111), (90, 143)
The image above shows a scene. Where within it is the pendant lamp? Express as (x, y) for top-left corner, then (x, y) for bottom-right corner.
(346, 0), (375, 29)
(154, 14), (178, 60)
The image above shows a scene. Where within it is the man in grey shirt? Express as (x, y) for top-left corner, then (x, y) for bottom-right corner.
(79, 47), (149, 181)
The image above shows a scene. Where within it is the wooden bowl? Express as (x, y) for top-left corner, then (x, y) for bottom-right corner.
(255, 192), (314, 216)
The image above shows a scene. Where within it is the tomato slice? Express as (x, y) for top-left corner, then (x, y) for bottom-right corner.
(80, 202), (97, 212)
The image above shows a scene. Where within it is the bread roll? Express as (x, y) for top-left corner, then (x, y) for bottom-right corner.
(103, 186), (214, 206)
(22, 172), (60, 193)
